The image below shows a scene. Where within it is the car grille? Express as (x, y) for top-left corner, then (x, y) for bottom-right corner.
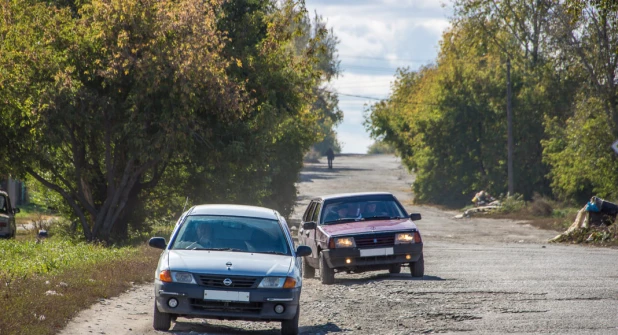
(197, 275), (259, 288)
(354, 233), (395, 247)
(190, 299), (263, 314)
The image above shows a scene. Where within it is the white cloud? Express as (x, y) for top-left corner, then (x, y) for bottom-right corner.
(337, 128), (374, 154)
(306, 0), (452, 153)
(330, 73), (394, 97)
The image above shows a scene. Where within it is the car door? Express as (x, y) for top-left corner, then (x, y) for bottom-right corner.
(299, 201), (319, 267)
(307, 201), (323, 266)
(298, 202), (313, 246)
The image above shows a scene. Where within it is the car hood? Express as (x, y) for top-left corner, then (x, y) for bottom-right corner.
(320, 218), (418, 236)
(165, 250), (293, 277)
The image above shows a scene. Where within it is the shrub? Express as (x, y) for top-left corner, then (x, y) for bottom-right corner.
(498, 193), (526, 214)
(528, 193), (554, 217)
(367, 140), (395, 154)
(303, 148), (321, 163)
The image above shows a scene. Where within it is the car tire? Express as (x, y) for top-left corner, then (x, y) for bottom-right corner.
(319, 252), (335, 285)
(153, 302), (172, 331)
(388, 264), (401, 274)
(281, 305), (300, 335)
(410, 253), (424, 278)
(302, 256), (315, 278)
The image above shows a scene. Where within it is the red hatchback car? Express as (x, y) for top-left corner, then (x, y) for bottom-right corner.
(298, 192), (424, 284)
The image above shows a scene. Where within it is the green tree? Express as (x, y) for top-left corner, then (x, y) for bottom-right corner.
(541, 1), (618, 201)
(1, 0), (247, 241)
(365, 1), (583, 207)
(119, 0), (343, 230)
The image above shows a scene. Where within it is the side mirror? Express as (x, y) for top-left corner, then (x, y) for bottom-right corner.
(302, 221), (316, 230)
(296, 245), (312, 257)
(409, 213), (422, 221)
(13, 208), (20, 214)
(148, 237), (167, 250)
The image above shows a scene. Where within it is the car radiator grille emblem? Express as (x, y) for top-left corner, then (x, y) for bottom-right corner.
(223, 278), (233, 286)
(373, 238), (377, 243)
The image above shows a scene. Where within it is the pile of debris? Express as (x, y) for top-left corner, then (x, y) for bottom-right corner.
(454, 190), (501, 219)
(550, 196), (618, 243)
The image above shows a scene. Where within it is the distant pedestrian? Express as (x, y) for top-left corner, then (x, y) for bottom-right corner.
(326, 148), (335, 169)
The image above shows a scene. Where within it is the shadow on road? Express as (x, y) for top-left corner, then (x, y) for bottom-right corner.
(335, 273), (446, 285)
(169, 320), (278, 334)
(300, 322), (344, 333)
(168, 320), (342, 334)
(299, 166), (370, 183)
(298, 171), (336, 183)
(302, 165), (370, 173)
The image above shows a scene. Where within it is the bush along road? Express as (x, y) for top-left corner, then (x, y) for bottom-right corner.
(59, 154), (618, 335)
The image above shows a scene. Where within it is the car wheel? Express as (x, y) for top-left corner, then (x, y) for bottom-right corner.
(410, 253), (424, 278)
(319, 252), (335, 285)
(280, 305), (300, 335)
(302, 256), (315, 278)
(153, 302), (172, 331)
(388, 264), (401, 274)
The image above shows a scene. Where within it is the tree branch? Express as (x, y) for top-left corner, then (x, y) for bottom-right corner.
(26, 168), (93, 239)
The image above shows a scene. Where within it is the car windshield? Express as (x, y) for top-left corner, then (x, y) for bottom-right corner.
(322, 198), (406, 225)
(170, 215), (290, 255)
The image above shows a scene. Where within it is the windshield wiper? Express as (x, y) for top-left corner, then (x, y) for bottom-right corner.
(201, 247), (245, 252)
(361, 215), (392, 221)
(324, 218), (358, 224)
(254, 251), (288, 255)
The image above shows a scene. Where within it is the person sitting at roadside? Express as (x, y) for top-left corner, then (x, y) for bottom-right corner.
(472, 190), (494, 207)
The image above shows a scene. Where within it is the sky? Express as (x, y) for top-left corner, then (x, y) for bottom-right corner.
(305, 0), (454, 153)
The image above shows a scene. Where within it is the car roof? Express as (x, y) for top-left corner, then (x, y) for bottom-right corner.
(188, 204), (279, 220)
(314, 192), (395, 201)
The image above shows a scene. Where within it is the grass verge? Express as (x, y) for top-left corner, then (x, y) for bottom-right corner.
(0, 239), (164, 335)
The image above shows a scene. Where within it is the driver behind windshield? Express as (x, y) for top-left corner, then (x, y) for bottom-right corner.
(362, 202), (379, 218)
(325, 204), (350, 222)
(195, 223), (214, 248)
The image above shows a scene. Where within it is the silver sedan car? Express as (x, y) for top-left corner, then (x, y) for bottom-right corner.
(149, 204), (311, 335)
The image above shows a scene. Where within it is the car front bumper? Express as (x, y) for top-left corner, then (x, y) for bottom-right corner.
(154, 281), (301, 321)
(322, 243), (423, 269)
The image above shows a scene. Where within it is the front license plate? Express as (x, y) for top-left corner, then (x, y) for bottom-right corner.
(360, 247), (394, 257)
(204, 290), (250, 302)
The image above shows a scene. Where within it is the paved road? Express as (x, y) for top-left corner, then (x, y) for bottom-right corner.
(58, 154), (618, 335)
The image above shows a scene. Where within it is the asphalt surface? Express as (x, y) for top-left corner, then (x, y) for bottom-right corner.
(58, 154), (618, 335)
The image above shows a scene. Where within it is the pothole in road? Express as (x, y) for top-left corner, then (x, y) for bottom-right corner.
(422, 312), (482, 322)
(498, 308), (549, 314)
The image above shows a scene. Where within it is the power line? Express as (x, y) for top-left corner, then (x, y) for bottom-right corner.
(320, 88), (442, 107)
(336, 92), (385, 100)
(338, 54), (434, 63)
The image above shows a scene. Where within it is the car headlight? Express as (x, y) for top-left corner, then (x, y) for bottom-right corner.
(171, 271), (196, 284)
(258, 277), (298, 288)
(395, 232), (415, 244)
(334, 237), (356, 248)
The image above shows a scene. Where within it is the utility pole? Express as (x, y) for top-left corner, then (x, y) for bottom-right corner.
(506, 58), (514, 196)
